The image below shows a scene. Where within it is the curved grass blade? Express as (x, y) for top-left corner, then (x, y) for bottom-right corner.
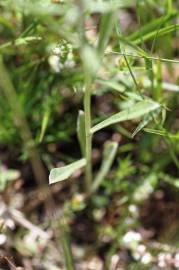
(128, 13), (176, 42)
(132, 109), (161, 137)
(91, 100), (160, 134)
(97, 10), (116, 58)
(91, 141), (118, 193)
(0, 36), (42, 51)
(49, 158), (86, 184)
(38, 110), (50, 143)
(131, 24), (179, 45)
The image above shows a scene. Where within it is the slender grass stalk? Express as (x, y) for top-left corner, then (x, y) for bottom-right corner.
(77, 0), (93, 193)
(82, 4), (116, 194)
(59, 217), (75, 270)
(0, 57), (76, 268)
(0, 56), (47, 186)
(107, 51), (179, 64)
(84, 74), (92, 193)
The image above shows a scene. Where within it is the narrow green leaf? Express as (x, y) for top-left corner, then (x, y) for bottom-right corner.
(128, 13), (176, 41)
(144, 128), (168, 136)
(77, 110), (86, 156)
(107, 50), (179, 64)
(0, 36), (42, 51)
(155, 59), (162, 101)
(91, 100), (160, 134)
(85, 0), (136, 13)
(132, 109), (160, 137)
(82, 45), (100, 75)
(144, 128), (179, 140)
(92, 141), (118, 193)
(97, 10), (116, 58)
(167, 0), (173, 14)
(49, 158), (86, 184)
(20, 21), (38, 38)
(144, 57), (154, 95)
(96, 79), (143, 101)
(39, 110), (50, 143)
(131, 24), (179, 45)
(96, 79), (125, 93)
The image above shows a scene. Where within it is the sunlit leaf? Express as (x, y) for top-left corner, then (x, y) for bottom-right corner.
(91, 100), (160, 134)
(49, 158), (86, 184)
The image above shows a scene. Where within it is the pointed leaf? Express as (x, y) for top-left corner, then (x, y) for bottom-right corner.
(132, 108), (160, 137)
(39, 110), (50, 143)
(97, 11), (116, 58)
(49, 158), (86, 184)
(128, 13), (176, 42)
(131, 24), (179, 45)
(91, 100), (160, 134)
(92, 141), (118, 193)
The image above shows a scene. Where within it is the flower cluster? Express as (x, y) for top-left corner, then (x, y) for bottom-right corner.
(48, 40), (75, 73)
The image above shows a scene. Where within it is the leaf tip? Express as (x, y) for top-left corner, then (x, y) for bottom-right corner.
(49, 169), (56, 185)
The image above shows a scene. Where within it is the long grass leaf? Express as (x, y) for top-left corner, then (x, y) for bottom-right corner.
(91, 141), (118, 193)
(91, 100), (160, 134)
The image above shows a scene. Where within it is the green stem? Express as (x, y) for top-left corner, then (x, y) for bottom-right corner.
(84, 75), (92, 193)
(0, 56), (46, 186)
(60, 217), (76, 270)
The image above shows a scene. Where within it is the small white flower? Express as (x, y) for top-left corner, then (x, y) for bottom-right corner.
(129, 204), (137, 213)
(174, 253), (179, 267)
(137, 244), (146, 254)
(67, 52), (74, 60)
(122, 231), (142, 247)
(129, 204), (139, 218)
(0, 234), (7, 245)
(48, 55), (61, 73)
(64, 60), (75, 69)
(141, 252), (153, 264)
(158, 252), (167, 268)
(52, 47), (61, 55)
(133, 245), (146, 261)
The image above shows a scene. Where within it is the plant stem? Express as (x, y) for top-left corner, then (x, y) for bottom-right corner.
(0, 57), (46, 186)
(59, 216), (76, 270)
(84, 75), (92, 193)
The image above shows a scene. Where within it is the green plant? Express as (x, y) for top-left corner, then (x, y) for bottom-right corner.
(49, 0), (168, 194)
(0, 0), (179, 269)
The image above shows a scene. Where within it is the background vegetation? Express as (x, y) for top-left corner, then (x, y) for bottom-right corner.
(0, 0), (179, 269)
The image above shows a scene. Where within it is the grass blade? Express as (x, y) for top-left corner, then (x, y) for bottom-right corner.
(132, 109), (160, 137)
(91, 100), (160, 134)
(131, 24), (179, 45)
(97, 10), (116, 58)
(49, 158), (86, 184)
(39, 110), (50, 143)
(128, 13), (176, 42)
(0, 36), (41, 51)
(92, 141), (118, 193)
